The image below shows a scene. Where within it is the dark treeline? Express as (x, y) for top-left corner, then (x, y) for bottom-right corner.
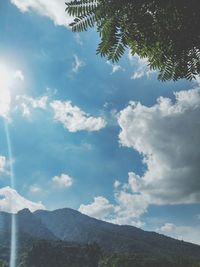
(13, 241), (200, 267)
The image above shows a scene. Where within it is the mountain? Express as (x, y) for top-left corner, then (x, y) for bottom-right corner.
(0, 209), (56, 247)
(34, 208), (200, 258)
(0, 207), (200, 262)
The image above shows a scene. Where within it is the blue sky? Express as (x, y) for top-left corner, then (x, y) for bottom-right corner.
(0, 0), (200, 245)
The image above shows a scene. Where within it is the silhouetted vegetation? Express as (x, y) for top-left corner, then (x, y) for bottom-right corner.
(66, 0), (200, 81)
(18, 241), (200, 267)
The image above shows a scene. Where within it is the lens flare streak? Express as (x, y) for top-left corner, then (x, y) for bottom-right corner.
(4, 121), (17, 267)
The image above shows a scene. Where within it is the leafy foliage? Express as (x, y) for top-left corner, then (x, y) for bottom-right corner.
(66, 0), (200, 81)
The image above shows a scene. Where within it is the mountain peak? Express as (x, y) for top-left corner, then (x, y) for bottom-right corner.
(0, 186), (45, 214)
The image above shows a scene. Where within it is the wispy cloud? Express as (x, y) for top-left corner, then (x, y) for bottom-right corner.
(16, 95), (48, 117)
(74, 33), (83, 46)
(0, 156), (7, 174)
(29, 184), (42, 193)
(106, 61), (124, 74)
(72, 54), (85, 74)
(128, 51), (155, 79)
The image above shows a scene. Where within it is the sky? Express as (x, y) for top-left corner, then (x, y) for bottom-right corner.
(0, 0), (200, 245)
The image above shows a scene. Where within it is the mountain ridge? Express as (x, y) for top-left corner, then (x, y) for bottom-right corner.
(1, 207), (200, 261)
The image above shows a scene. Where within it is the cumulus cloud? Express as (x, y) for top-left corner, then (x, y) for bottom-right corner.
(11, 0), (73, 27)
(128, 51), (155, 79)
(79, 196), (115, 221)
(80, 87), (200, 229)
(72, 54), (85, 73)
(158, 223), (200, 245)
(118, 88), (200, 205)
(50, 100), (106, 132)
(0, 186), (45, 213)
(79, 177), (147, 227)
(52, 173), (73, 188)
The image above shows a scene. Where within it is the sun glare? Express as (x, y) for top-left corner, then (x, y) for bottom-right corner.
(0, 62), (24, 118)
(0, 63), (14, 89)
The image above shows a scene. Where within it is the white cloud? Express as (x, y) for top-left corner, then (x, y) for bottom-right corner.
(11, 0), (73, 27)
(158, 223), (200, 245)
(159, 223), (176, 232)
(0, 186), (45, 213)
(80, 87), (200, 229)
(16, 95), (48, 117)
(29, 184), (42, 193)
(79, 196), (115, 221)
(115, 188), (149, 219)
(106, 61), (124, 74)
(0, 63), (24, 119)
(50, 100), (106, 132)
(79, 179), (147, 227)
(118, 88), (200, 205)
(114, 180), (121, 189)
(72, 54), (85, 73)
(128, 51), (155, 79)
(17, 95), (48, 109)
(52, 173), (73, 188)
